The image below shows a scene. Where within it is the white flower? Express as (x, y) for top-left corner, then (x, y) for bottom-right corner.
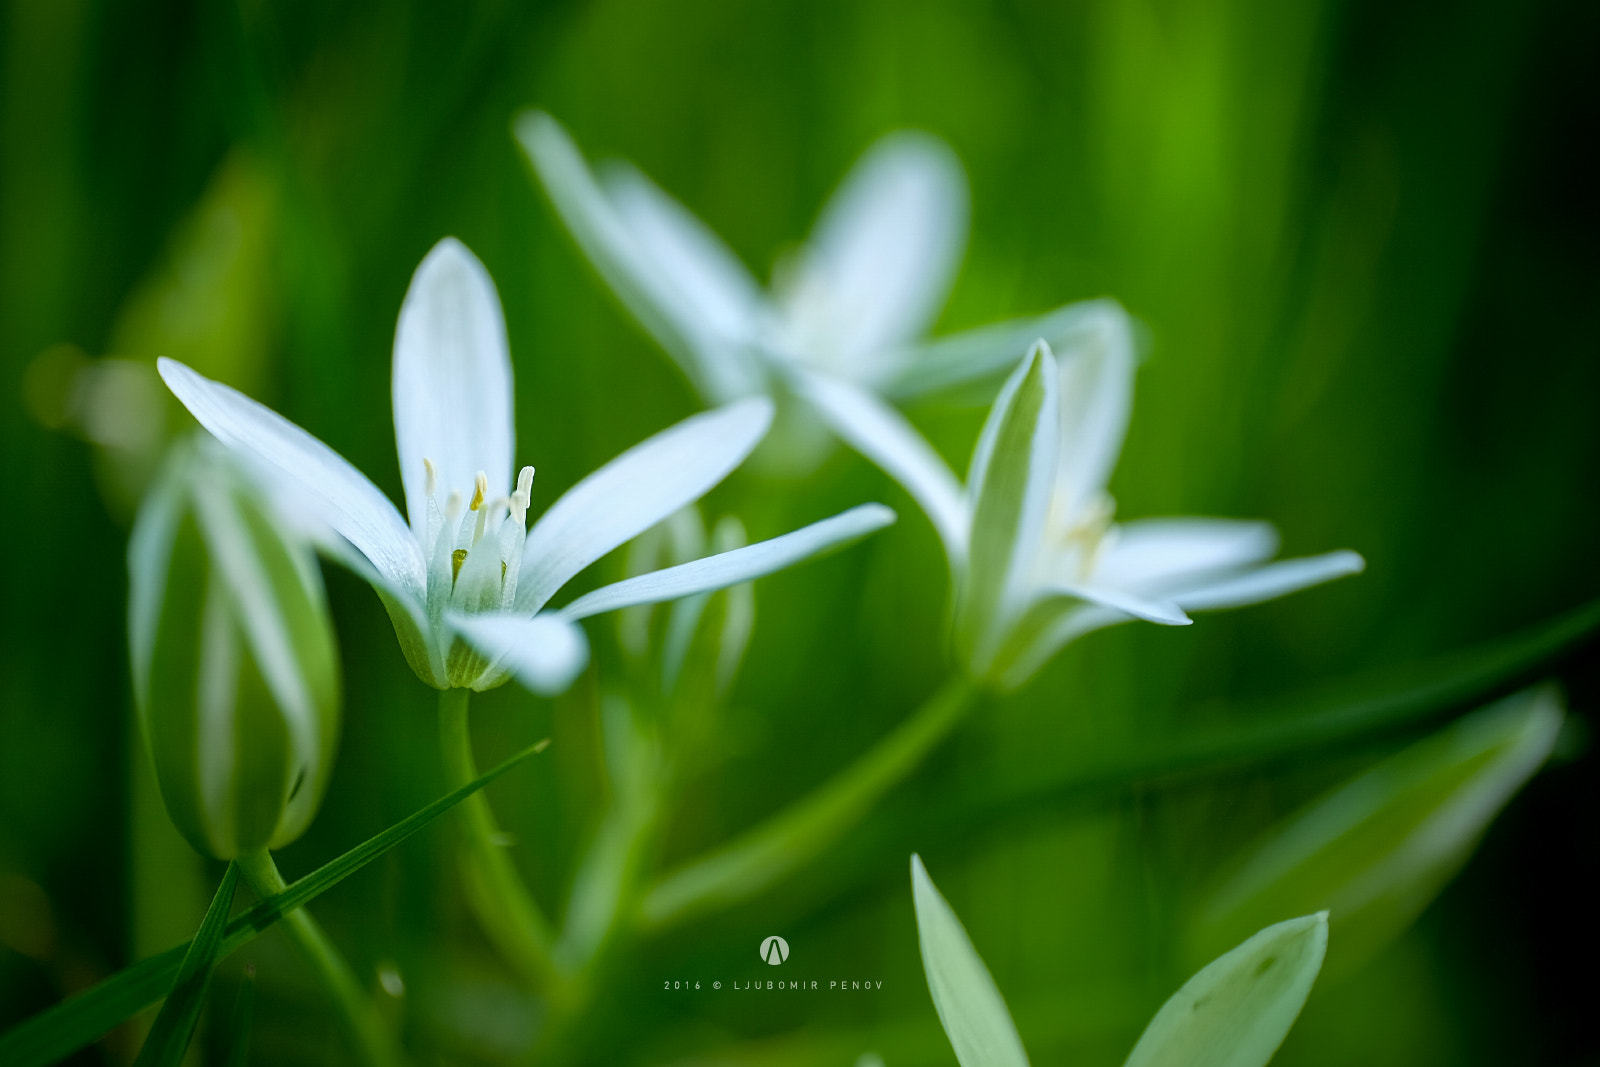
(798, 321), (1364, 689)
(516, 111), (1111, 407)
(160, 238), (895, 696)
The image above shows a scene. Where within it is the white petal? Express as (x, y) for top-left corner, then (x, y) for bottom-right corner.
(560, 503), (896, 619)
(515, 111), (762, 403)
(1053, 303), (1136, 520)
(911, 855), (1031, 1067)
(1169, 550), (1365, 611)
(516, 398), (774, 613)
(787, 132), (967, 370)
(447, 611), (590, 696)
(602, 162), (765, 349)
(880, 298), (1132, 401)
(1049, 582), (1191, 626)
(793, 369), (968, 563)
(1093, 519), (1279, 590)
(158, 358), (425, 595)
(392, 239), (514, 538)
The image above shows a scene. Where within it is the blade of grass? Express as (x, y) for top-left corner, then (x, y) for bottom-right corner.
(0, 737), (549, 1067)
(132, 863), (239, 1067)
(223, 967), (256, 1067)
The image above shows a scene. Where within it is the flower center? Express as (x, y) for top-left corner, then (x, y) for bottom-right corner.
(420, 459), (535, 613)
(1045, 491), (1117, 584)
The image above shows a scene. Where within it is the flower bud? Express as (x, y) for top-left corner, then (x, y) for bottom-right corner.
(128, 438), (341, 860)
(617, 506), (755, 710)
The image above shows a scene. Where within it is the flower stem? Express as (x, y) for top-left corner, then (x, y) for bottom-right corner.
(437, 688), (568, 1000)
(234, 850), (403, 1067)
(637, 674), (980, 930)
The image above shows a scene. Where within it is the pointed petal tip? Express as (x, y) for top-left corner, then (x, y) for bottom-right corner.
(416, 235), (488, 281)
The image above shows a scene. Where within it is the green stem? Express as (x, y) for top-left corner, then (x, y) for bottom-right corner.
(235, 851), (402, 1067)
(437, 688), (568, 1000)
(638, 674), (980, 930)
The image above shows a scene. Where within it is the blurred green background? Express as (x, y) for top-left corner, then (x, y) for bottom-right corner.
(2, 0), (1597, 1063)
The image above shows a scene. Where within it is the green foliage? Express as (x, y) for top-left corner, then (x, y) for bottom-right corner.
(1193, 686), (1564, 976)
(1124, 914), (1328, 1067)
(132, 863), (239, 1067)
(0, 738), (548, 1067)
(911, 854), (1031, 1067)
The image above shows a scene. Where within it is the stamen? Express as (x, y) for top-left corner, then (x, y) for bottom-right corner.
(451, 548), (469, 584)
(444, 490), (463, 527)
(469, 471), (488, 512)
(423, 457), (438, 499)
(510, 466), (535, 526)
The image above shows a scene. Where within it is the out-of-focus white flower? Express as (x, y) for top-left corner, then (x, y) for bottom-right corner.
(160, 238), (894, 696)
(516, 111), (1113, 411)
(799, 331), (1364, 689)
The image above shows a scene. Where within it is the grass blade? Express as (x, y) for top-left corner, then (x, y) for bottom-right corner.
(0, 737), (549, 1067)
(132, 862), (239, 1067)
(223, 967), (255, 1067)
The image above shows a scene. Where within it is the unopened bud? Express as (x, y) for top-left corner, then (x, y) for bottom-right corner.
(128, 439), (341, 859)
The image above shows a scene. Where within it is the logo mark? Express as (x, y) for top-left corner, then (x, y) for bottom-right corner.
(760, 935), (789, 965)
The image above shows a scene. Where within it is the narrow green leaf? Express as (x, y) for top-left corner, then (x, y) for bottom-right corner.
(911, 854), (1030, 1067)
(132, 862), (239, 1067)
(1194, 685), (1563, 975)
(0, 737), (549, 1067)
(223, 967), (256, 1067)
(1124, 913), (1327, 1067)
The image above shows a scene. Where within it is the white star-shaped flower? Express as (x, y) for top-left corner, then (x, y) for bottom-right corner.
(516, 111), (1114, 411)
(797, 320), (1363, 689)
(160, 239), (894, 695)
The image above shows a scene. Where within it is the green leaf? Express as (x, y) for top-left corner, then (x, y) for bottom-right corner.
(1124, 913), (1327, 1067)
(0, 737), (549, 1067)
(959, 343), (1057, 677)
(911, 854), (1030, 1067)
(1193, 684), (1563, 976)
(133, 862), (239, 1067)
(223, 967), (256, 1067)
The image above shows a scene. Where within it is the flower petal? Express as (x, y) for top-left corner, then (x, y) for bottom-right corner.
(1093, 519), (1279, 591)
(601, 161), (765, 351)
(960, 344), (1058, 672)
(516, 111), (762, 403)
(560, 503), (896, 620)
(879, 298), (1134, 401)
(516, 397), (775, 613)
(1167, 551), (1365, 611)
(392, 239), (514, 538)
(793, 369), (968, 562)
(1053, 303), (1136, 519)
(1048, 582), (1191, 626)
(785, 132), (967, 373)
(447, 611), (590, 696)
(158, 358), (426, 596)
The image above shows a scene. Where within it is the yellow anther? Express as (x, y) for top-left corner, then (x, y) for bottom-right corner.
(451, 548), (469, 583)
(469, 471), (488, 512)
